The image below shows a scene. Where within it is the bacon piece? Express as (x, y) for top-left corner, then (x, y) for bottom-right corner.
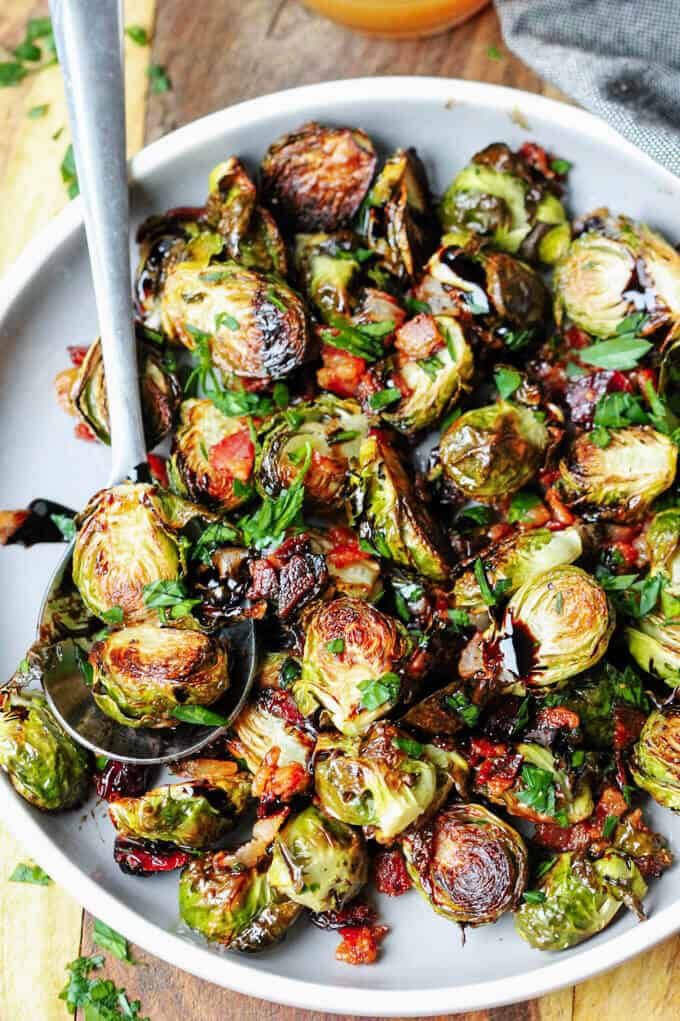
(374, 848), (412, 896)
(534, 706), (580, 731)
(335, 925), (389, 966)
(613, 705), (646, 751)
(147, 453), (169, 488)
(317, 343), (366, 397)
(209, 428), (255, 482)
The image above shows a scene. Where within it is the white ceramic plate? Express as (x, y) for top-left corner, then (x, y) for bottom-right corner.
(1, 77), (679, 1017)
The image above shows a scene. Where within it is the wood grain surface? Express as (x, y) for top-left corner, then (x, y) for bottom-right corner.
(0, 2), (678, 1019)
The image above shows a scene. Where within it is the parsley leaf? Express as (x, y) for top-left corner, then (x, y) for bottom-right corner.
(147, 63), (171, 93)
(214, 311), (239, 331)
(320, 319), (393, 362)
(27, 103), (49, 119)
(0, 62), (27, 87)
(368, 387), (401, 411)
(142, 579), (200, 624)
(60, 143), (79, 199)
(602, 814), (618, 840)
(494, 366), (522, 400)
(125, 25), (149, 46)
(9, 861), (51, 885)
(60, 954), (150, 1020)
(93, 919), (134, 963)
(473, 558), (510, 606)
(327, 638), (345, 654)
(447, 608), (471, 633)
(280, 658), (301, 689)
(580, 318), (652, 370)
(507, 490), (541, 523)
(191, 522), (240, 565)
(100, 606), (124, 625)
(516, 764), (567, 825)
(358, 672), (401, 710)
(392, 736), (424, 758)
(50, 512), (76, 541)
(550, 158), (572, 175)
(523, 890), (546, 904)
(444, 690), (480, 726)
(404, 297), (431, 316)
(238, 443), (311, 550)
(171, 705), (230, 726)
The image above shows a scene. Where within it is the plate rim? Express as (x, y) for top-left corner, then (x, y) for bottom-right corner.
(2, 76), (679, 1016)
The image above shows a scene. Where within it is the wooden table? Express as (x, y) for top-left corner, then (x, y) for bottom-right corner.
(1, 2), (679, 1018)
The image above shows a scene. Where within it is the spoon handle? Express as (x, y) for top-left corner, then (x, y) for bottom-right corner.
(50, 0), (147, 484)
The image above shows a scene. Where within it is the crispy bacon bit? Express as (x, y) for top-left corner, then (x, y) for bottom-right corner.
(476, 753), (523, 796)
(317, 343), (366, 397)
(113, 836), (191, 876)
(518, 141), (553, 178)
(613, 705), (646, 751)
(564, 326), (591, 351)
(595, 786), (628, 822)
(260, 688), (307, 729)
(374, 848), (412, 896)
(0, 510), (31, 546)
(534, 786), (627, 852)
(75, 422), (97, 442)
(335, 925), (389, 966)
(535, 706), (580, 731)
(147, 453), (169, 488)
(209, 428), (255, 482)
(54, 367), (79, 415)
(95, 761), (151, 802)
(544, 487), (575, 527)
(67, 344), (90, 367)
(394, 313), (443, 360)
(247, 535), (328, 619)
(326, 525), (372, 568)
(252, 746), (310, 814)
(468, 737), (508, 764)
(310, 902), (378, 930)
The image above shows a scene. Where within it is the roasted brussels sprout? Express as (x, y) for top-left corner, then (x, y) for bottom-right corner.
(452, 526), (583, 613)
(307, 526), (383, 602)
(437, 401), (549, 502)
(161, 260), (309, 387)
(228, 687), (315, 774)
(256, 396), (367, 510)
(72, 483), (203, 624)
(412, 242), (550, 349)
(499, 566), (614, 691)
(0, 690), (90, 811)
(402, 803), (528, 926)
(109, 774), (251, 849)
(626, 613), (680, 686)
(439, 143), (570, 264)
(168, 399), (255, 512)
(314, 723), (440, 843)
(268, 805), (368, 912)
(356, 434), (450, 581)
(89, 625), (230, 729)
(645, 507), (680, 592)
(261, 122), (377, 232)
(294, 231), (364, 322)
(179, 850), (301, 949)
(364, 314), (473, 435)
(515, 850), (646, 951)
(560, 662), (649, 749)
(362, 148), (439, 281)
(204, 157), (287, 275)
(68, 333), (181, 447)
(554, 210), (680, 338)
(558, 427), (677, 523)
(294, 597), (415, 735)
(134, 208), (209, 325)
(630, 709), (680, 810)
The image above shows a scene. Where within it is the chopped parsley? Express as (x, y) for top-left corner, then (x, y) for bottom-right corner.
(444, 690), (480, 727)
(50, 512), (76, 541)
(494, 366), (522, 400)
(280, 658), (301, 689)
(392, 736), (424, 758)
(93, 919), (134, 963)
(358, 672), (401, 710)
(523, 890), (546, 905)
(171, 705), (230, 726)
(602, 814), (619, 840)
(125, 25), (149, 46)
(61, 143), (79, 199)
(473, 558), (511, 606)
(507, 490), (542, 523)
(580, 315), (653, 370)
(368, 387), (401, 411)
(9, 862), (51, 885)
(515, 764), (568, 826)
(320, 319), (394, 362)
(238, 443), (311, 550)
(447, 608), (472, 633)
(142, 579), (201, 624)
(60, 954), (150, 1020)
(327, 638), (345, 655)
(147, 63), (171, 93)
(191, 521), (240, 565)
(100, 606), (124, 625)
(550, 158), (572, 175)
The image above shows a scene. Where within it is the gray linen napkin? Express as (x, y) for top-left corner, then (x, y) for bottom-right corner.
(494, 0), (680, 175)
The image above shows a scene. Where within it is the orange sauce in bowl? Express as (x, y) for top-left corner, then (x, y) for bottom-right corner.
(302, 0), (490, 37)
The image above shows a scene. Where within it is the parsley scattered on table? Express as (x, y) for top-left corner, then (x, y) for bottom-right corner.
(9, 861), (51, 885)
(147, 63), (171, 94)
(93, 919), (135, 964)
(60, 954), (151, 1020)
(125, 25), (149, 46)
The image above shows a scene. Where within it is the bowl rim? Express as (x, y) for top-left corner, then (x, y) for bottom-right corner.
(2, 76), (679, 1017)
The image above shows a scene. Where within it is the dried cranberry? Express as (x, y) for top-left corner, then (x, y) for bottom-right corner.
(95, 761), (151, 802)
(113, 837), (191, 876)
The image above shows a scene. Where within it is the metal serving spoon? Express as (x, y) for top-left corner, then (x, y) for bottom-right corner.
(38, 0), (256, 764)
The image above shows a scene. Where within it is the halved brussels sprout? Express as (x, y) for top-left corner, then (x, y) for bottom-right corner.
(452, 526), (583, 613)
(89, 625), (230, 729)
(558, 427), (677, 523)
(204, 157), (287, 275)
(256, 396), (367, 510)
(554, 210), (680, 338)
(0, 690), (91, 811)
(179, 851), (301, 950)
(645, 507), (680, 593)
(438, 401), (549, 502)
(294, 596), (415, 735)
(367, 314), (473, 435)
(314, 723), (440, 843)
(69, 332), (181, 447)
(412, 242), (550, 349)
(477, 741), (594, 825)
(267, 805), (368, 912)
(109, 775), (251, 849)
(402, 802), (528, 926)
(515, 850), (646, 951)
(626, 613), (680, 686)
(307, 527), (383, 602)
(228, 688), (315, 774)
(168, 399), (255, 512)
(161, 260), (309, 387)
(134, 208), (206, 325)
(440, 143), (569, 264)
(72, 483), (204, 624)
(362, 148), (439, 281)
(499, 566), (614, 691)
(630, 709), (680, 810)
(356, 434), (450, 581)
(261, 122), (377, 232)
(294, 231), (364, 322)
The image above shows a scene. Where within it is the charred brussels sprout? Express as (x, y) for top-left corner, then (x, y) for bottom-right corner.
(554, 210), (680, 338)
(560, 662), (648, 749)
(402, 803), (528, 926)
(69, 333), (181, 447)
(256, 396), (367, 510)
(500, 566), (614, 691)
(314, 723), (440, 843)
(0, 690), (90, 811)
(294, 597), (415, 735)
(228, 688), (315, 774)
(134, 208), (209, 325)
(294, 231), (364, 322)
(452, 526), (583, 613)
(438, 401), (549, 502)
(626, 613), (680, 685)
(645, 508), (680, 592)
(161, 260), (309, 387)
(168, 399), (255, 512)
(109, 775), (251, 849)
(515, 850), (646, 951)
(203, 157), (286, 275)
(440, 143), (569, 264)
(261, 122), (377, 232)
(362, 148), (439, 281)
(72, 483), (202, 624)
(268, 805), (368, 912)
(89, 625), (230, 728)
(558, 427), (677, 523)
(179, 851), (301, 949)
(479, 742), (594, 825)
(630, 709), (680, 810)
(356, 434), (450, 581)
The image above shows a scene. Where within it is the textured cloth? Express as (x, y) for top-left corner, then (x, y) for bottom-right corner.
(494, 0), (680, 175)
